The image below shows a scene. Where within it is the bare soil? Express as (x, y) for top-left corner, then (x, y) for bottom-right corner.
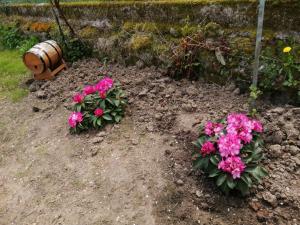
(0, 59), (299, 225)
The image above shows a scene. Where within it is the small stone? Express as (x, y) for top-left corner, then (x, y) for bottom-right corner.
(256, 209), (272, 222)
(165, 149), (171, 155)
(175, 179), (184, 186)
(131, 139), (139, 145)
(138, 89), (148, 97)
(249, 200), (262, 212)
(225, 83), (236, 91)
(91, 137), (104, 144)
(270, 107), (285, 114)
(200, 202), (209, 210)
(36, 90), (47, 99)
(267, 131), (285, 144)
(262, 191), (278, 207)
(29, 83), (38, 92)
(268, 144), (282, 158)
(97, 131), (106, 137)
(154, 113), (162, 120)
(195, 190), (202, 198)
(233, 88), (240, 95)
(32, 106), (40, 112)
(292, 107), (300, 114)
(90, 148), (98, 157)
(293, 157), (300, 166)
(287, 145), (299, 156)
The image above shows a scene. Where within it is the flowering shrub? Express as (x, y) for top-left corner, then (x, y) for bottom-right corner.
(193, 113), (267, 195)
(68, 76), (126, 133)
(261, 45), (300, 90)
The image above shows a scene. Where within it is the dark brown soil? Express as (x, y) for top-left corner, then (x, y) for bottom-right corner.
(1, 58), (299, 225)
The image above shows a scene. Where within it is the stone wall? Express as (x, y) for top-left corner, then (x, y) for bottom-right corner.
(1, 0), (300, 30)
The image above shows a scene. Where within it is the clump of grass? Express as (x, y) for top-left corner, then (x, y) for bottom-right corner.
(0, 50), (29, 102)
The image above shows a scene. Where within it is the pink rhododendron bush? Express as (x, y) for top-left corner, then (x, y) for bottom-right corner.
(68, 76), (127, 133)
(193, 113), (268, 195)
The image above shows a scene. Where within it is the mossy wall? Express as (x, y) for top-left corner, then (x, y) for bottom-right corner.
(1, 0), (300, 31)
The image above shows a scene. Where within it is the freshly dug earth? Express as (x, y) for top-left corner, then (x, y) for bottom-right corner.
(0, 59), (299, 225)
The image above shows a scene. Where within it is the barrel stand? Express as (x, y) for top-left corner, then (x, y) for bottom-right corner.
(34, 59), (67, 80)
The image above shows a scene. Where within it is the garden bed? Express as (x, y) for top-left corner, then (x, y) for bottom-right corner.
(0, 59), (299, 224)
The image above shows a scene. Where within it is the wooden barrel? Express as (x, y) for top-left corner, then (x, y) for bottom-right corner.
(23, 40), (63, 74)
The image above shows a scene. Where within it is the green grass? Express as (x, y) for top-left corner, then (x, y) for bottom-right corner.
(0, 50), (29, 102)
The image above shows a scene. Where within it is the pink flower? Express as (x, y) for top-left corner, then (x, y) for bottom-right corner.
(83, 85), (96, 95)
(218, 156), (246, 179)
(95, 77), (114, 92)
(201, 141), (216, 156)
(218, 134), (242, 157)
(73, 93), (84, 103)
(226, 113), (254, 143)
(252, 120), (263, 133)
(68, 112), (83, 128)
(99, 90), (106, 99)
(94, 108), (104, 117)
(204, 121), (224, 136)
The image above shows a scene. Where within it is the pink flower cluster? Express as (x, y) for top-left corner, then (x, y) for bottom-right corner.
(201, 141), (216, 156)
(68, 112), (83, 128)
(204, 121), (223, 136)
(72, 77), (114, 104)
(218, 134), (242, 157)
(73, 93), (84, 103)
(218, 156), (246, 179)
(94, 108), (104, 117)
(201, 113), (263, 179)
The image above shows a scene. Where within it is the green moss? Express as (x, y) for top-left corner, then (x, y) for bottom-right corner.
(230, 37), (254, 54)
(204, 22), (223, 37)
(129, 34), (152, 51)
(79, 26), (99, 39)
(122, 21), (135, 31)
(123, 21), (170, 34)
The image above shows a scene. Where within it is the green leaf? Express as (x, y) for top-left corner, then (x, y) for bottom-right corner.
(236, 180), (249, 196)
(259, 166), (268, 177)
(93, 118), (97, 127)
(220, 181), (230, 195)
(106, 98), (114, 105)
(198, 136), (206, 145)
(113, 99), (120, 107)
(241, 173), (252, 187)
(96, 119), (102, 126)
(193, 158), (205, 169)
(216, 173), (227, 186)
(226, 177), (236, 189)
(210, 155), (220, 165)
(75, 105), (81, 112)
(208, 168), (220, 178)
(103, 114), (113, 121)
(115, 115), (122, 123)
(202, 157), (209, 170)
(100, 100), (106, 109)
